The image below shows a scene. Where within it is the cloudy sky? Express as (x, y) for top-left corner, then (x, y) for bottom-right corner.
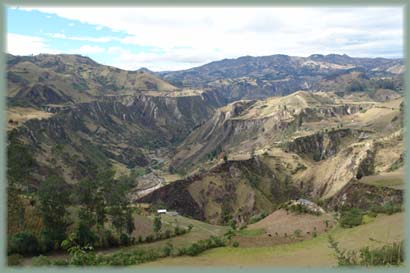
(6, 6), (404, 71)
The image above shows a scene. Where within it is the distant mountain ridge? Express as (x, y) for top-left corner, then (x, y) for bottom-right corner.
(160, 53), (403, 102)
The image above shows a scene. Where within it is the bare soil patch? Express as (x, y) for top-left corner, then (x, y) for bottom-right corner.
(248, 209), (335, 239)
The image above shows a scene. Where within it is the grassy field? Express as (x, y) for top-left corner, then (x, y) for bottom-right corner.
(103, 214), (229, 253)
(358, 170), (403, 190)
(7, 107), (53, 131)
(142, 212), (404, 267)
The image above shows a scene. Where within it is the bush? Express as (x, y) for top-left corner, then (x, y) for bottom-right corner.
(249, 211), (268, 224)
(145, 235), (154, 243)
(174, 226), (182, 235)
(328, 235), (404, 266)
(164, 230), (172, 239)
(293, 229), (302, 238)
(370, 202), (401, 215)
(224, 229), (236, 240)
(339, 208), (363, 228)
(186, 243), (201, 256)
(39, 231), (55, 253)
(8, 231), (41, 256)
(120, 233), (130, 246)
(163, 241), (174, 257)
(183, 236), (226, 257)
(32, 255), (52, 266)
(52, 259), (69, 266)
(367, 211), (378, 218)
(7, 254), (23, 266)
(76, 223), (98, 247)
(99, 230), (119, 248)
(383, 202), (402, 215)
(232, 241), (239, 248)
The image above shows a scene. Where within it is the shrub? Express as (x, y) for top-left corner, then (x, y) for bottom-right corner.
(367, 211), (378, 218)
(224, 229), (235, 240)
(383, 202), (402, 215)
(8, 231), (41, 256)
(52, 259), (69, 266)
(370, 202), (401, 215)
(99, 230), (118, 248)
(163, 241), (174, 257)
(183, 236), (226, 257)
(39, 231), (55, 253)
(76, 223), (98, 247)
(188, 224), (194, 231)
(7, 254), (23, 266)
(293, 229), (302, 238)
(156, 233), (163, 241)
(186, 243), (201, 256)
(145, 235), (154, 243)
(153, 216), (162, 234)
(339, 208), (363, 228)
(249, 211), (268, 224)
(174, 226), (181, 235)
(328, 235), (404, 266)
(164, 230), (172, 239)
(177, 247), (187, 256)
(32, 255), (52, 266)
(120, 233), (130, 246)
(232, 241), (239, 248)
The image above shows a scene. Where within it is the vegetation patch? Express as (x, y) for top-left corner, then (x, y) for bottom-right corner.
(328, 235), (404, 266)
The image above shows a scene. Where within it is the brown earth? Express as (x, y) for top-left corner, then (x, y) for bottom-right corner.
(248, 209), (335, 238)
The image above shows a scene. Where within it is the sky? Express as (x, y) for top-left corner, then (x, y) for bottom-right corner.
(6, 6), (404, 71)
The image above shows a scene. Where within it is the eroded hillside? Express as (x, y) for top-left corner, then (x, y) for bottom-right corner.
(142, 92), (404, 224)
(6, 53), (404, 225)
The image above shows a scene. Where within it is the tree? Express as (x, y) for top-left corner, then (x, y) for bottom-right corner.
(37, 175), (71, 245)
(153, 216), (162, 234)
(7, 183), (25, 236)
(76, 178), (99, 228)
(7, 136), (35, 192)
(74, 168), (135, 238)
(126, 209), (135, 235)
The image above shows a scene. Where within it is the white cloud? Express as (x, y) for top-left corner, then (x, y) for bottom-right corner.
(45, 32), (117, 43)
(71, 45), (105, 54)
(106, 46), (222, 71)
(6, 33), (59, 55)
(11, 7), (404, 70)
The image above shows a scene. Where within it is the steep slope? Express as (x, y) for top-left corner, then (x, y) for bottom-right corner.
(6, 54), (225, 188)
(140, 92), (403, 224)
(6, 53), (404, 226)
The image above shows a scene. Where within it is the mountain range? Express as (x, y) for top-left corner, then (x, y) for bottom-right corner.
(7, 53), (404, 224)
